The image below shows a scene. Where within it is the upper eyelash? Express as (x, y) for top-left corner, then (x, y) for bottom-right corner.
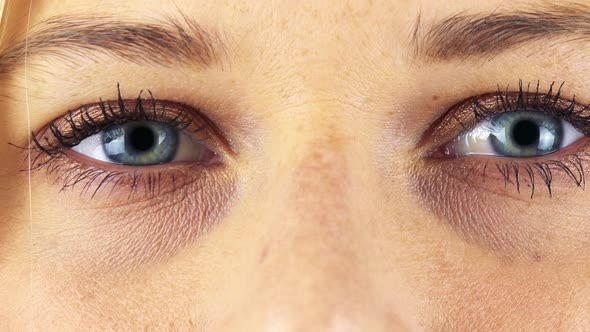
(467, 80), (590, 132)
(439, 80), (590, 198)
(36, 83), (204, 152)
(14, 84), (218, 198)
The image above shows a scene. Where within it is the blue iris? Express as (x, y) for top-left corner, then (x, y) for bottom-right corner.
(102, 121), (179, 165)
(488, 112), (563, 157)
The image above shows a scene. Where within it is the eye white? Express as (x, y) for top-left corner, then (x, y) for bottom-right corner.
(71, 132), (111, 162)
(71, 130), (209, 164)
(450, 118), (584, 156)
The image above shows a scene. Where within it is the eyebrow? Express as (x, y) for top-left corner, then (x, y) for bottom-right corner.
(412, 3), (590, 62)
(0, 14), (226, 75)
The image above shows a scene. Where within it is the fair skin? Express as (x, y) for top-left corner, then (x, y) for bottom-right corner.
(2, 0), (590, 330)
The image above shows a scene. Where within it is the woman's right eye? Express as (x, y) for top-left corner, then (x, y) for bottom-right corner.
(71, 120), (218, 166)
(26, 85), (233, 198)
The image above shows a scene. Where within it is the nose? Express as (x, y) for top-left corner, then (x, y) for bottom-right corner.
(221, 119), (422, 331)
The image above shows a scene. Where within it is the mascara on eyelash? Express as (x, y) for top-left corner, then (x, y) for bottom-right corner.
(11, 84), (217, 198)
(430, 79), (590, 199)
(469, 80), (590, 133)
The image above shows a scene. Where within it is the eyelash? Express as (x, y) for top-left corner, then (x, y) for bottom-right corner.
(20, 84), (219, 199)
(433, 80), (590, 198)
(17, 80), (590, 199)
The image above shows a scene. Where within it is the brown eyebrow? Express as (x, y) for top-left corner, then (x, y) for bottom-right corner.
(412, 3), (590, 62)
(0, 14), (226, 75)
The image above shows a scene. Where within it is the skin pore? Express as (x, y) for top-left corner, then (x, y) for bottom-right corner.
(2, 0), (590, 330)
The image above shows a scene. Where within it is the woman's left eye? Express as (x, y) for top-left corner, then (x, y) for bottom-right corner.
(72, 121), (217, 166)
(441, 111), (585, 158)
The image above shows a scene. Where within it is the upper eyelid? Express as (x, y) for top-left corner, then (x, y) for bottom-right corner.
(419, 82), (590, 150)
(31, 92), (233, 157)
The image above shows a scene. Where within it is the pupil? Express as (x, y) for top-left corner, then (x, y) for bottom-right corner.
(512, 120), (540, 147)
(128, 126), (155, 152)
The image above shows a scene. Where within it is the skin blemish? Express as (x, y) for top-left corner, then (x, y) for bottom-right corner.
(259, 244), (270, 264)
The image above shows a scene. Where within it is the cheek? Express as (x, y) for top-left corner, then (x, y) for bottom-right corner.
(424, 257), (590, 330)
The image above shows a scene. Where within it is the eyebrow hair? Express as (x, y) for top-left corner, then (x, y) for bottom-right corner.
(0, 14), (226, 75)
(412, 3), (590, 62)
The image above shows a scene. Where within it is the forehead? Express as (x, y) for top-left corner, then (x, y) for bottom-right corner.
(4, 0), (590, 110)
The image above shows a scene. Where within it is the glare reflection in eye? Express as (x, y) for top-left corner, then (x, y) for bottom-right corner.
(72, 121), (216, 165)
(444, 112), (585, 158)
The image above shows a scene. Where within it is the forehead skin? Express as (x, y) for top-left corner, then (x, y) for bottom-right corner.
(2, 0), (590, 331)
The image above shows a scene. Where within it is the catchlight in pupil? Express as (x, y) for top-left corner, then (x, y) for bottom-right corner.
(128, 126), (156, 152)
(512, 120), (540, 147)
(95, 121), (180, 165)
(62, 94), (220, 168)
(440, 110), (585, 159)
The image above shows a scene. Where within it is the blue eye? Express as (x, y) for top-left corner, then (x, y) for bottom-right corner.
(446, 111), (585, 158)
(72, 121), (215, 166)
(102, 122), (178, 165)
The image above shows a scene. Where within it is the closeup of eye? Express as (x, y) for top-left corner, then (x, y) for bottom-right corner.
(27, 85), (231, 198)
(423, 81), (590, 198)
(441, 111), (585, 158)
(71, 121), (217, 165)
(430, 81), (590, 161)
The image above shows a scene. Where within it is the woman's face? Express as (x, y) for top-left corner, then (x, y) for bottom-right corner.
(2, 0), (590, 330)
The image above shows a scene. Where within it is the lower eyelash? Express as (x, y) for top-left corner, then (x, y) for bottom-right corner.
(11, 84), (220, 198)
(32, 150), (211, 199)
(495, 156), (585, 198)
(451, 150), (589, 199)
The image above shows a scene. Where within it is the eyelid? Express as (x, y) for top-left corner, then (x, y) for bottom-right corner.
(422, 85), (590, 156)
(26, 90), (234, 198)
(34, 95), (232, 159)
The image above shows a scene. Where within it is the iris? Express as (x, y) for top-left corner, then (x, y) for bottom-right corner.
(102, 121), (179, 165)
(488, 112), (563, 157)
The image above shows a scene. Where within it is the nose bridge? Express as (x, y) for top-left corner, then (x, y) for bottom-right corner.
(263, 143), (367, 326)
(288, 133), (351, 233)
(246, 112), (377, 325)
(240, 122), (415, 330)
(276, 126), (359, 276)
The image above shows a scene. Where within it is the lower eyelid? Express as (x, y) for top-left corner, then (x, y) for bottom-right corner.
(415, 136), (590, 213)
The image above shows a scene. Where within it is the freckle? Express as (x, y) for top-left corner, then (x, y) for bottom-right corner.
(432, 95), (440, 101)
(259, 245), (269, 264)
(532, 251), (544, 262)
